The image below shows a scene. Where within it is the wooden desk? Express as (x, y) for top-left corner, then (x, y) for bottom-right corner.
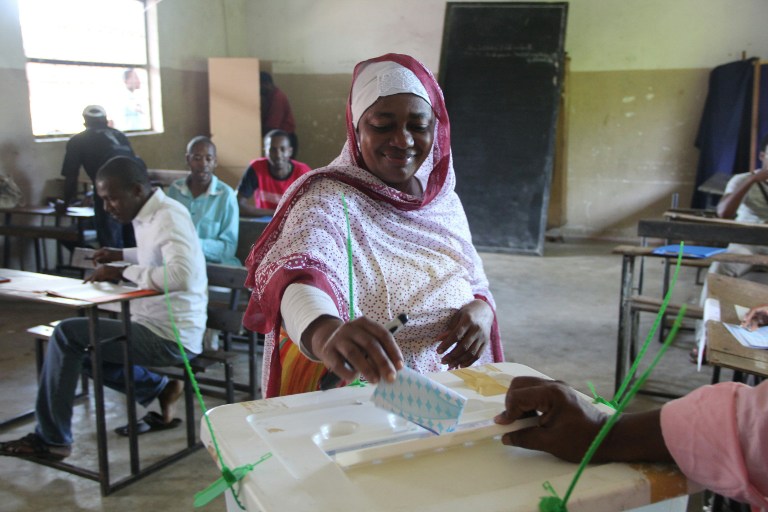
(201, 363), (696, 512)
(0, 205), (95, 272)
(705, 273), (768, 378)
(612, 244), (768, 394)
(0, 269), (196, 496)
(638, 218), (768, 246)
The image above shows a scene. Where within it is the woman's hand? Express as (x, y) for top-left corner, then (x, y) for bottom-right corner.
(304, 316), (404, 384)
(436, 299), (493, 368)
(742, 304), (768, 331)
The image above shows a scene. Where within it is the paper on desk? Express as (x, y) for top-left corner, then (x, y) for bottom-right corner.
(45, 281), (147, 302)
(71, 247), (96, 269)
(371, 366), (466, 435)
(734, 304), (750, 321)
(723, 323), (768, 349)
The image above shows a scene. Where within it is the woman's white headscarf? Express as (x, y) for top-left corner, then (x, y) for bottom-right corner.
(350, 61), (431, 128)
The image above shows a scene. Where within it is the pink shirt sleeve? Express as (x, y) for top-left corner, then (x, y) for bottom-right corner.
(660, 381), (768, 510)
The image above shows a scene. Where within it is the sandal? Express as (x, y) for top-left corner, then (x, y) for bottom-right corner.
(114, 411), (182, 437)
(0, 433), (71, 461)
(689, 346), (708, 365)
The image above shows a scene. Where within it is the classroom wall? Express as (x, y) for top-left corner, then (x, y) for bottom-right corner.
(245, 0), (768, 240)
(0, 0), (766, 262)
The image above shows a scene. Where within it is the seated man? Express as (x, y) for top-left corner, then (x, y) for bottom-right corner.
(167, 136), (240, 266)
(0, 156), (207, 461)
(237, 129), (311, 217)
(711, 133), (768, 277)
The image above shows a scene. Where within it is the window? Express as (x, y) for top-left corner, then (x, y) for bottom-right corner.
(18, 0), (161, 137)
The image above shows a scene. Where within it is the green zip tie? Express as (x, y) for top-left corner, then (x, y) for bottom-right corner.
(590, 241), (686, 408)
(161, 261), (271, 509)
(342, 193), (354, 323)
(341, 193), (365, 388)
(540, 242), (687, 512)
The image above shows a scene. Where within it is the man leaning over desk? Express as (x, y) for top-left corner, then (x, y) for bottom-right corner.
(0, 156), (207, 461)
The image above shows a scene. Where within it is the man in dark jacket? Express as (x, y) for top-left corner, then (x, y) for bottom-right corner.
(60, 105), (139, 248)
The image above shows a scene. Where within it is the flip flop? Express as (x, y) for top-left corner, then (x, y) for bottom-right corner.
(143, 411), (182, 431)
(114, 412), (181, 437)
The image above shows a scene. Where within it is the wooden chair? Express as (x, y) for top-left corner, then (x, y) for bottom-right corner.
(202, 264), (261, 401)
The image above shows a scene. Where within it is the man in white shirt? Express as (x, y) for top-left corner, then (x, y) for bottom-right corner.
(0, 156), (207, 461)
(711, 133), (768, 277)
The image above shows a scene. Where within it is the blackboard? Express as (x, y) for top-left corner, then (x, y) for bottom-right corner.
(439, 2), (568, 255)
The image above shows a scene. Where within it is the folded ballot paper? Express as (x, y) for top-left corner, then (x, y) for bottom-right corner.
(371, 366), (467, 435)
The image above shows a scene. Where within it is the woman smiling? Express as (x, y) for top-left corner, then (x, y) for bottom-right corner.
(244, 54), (504, 398)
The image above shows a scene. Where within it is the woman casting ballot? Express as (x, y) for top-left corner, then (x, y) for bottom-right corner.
(244, 54), (504, 397)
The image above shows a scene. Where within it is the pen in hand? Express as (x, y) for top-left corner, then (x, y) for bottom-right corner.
(319, 313), (408, 391)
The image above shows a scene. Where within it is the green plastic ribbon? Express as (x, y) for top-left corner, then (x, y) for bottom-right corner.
(162, 262), (271, 509)
(341, 193), (365, 388)
(540, 242), (687, 512)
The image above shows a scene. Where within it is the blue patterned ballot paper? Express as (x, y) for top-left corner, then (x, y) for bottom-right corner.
(371, 366), (467, 434)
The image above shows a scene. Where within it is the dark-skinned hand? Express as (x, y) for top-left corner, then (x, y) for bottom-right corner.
(436, 299), (493, 368)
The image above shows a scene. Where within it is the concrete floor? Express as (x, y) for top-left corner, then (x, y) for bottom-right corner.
(0, 240), (716, 511)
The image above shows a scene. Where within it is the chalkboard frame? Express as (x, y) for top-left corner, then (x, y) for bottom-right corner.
(438, 2), (568, 255)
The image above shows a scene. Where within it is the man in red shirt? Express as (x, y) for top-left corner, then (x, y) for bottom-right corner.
(237, 129), (312, 216)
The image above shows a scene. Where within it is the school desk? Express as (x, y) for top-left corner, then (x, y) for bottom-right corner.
(0, 204), (95, 271)
(704, 273), (768, 379)
(201, 362), (697, 512)
(0, 268), (196, 496)
(613, 216), (768, 395)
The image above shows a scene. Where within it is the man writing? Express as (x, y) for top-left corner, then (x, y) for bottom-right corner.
(0, 156), (207, 460)
(237, 129), (311, 217)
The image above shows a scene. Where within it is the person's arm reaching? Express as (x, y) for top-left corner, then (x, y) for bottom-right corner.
(302, 315), (404, 385)
(494, 376), (768, 509)
(493, 376), (672, 464)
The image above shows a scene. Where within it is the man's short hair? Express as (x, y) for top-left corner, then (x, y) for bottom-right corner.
(96, 156), (150, 190)
(264, 129), (290, 145)
(186, 135), (216, 155)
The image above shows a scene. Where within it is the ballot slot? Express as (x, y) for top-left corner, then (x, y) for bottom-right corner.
(246, 391), (519, 477)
